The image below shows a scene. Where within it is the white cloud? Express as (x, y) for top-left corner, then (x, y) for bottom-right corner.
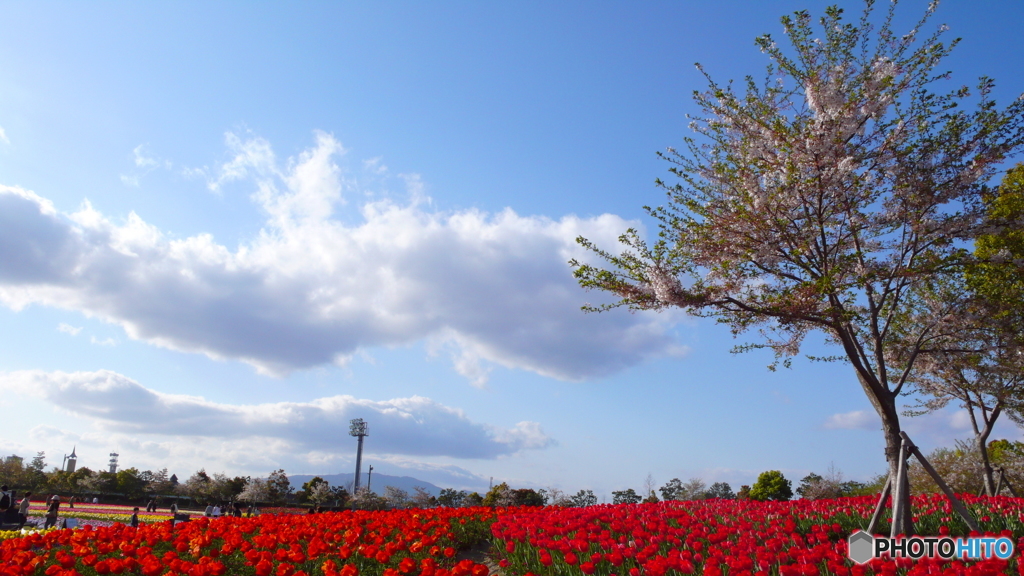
(0, 125), (9, 144)
(949, 410), (974, 431)
(121, 145), (169, 187)
(823, 410), (879, 430)
(89, 336), (118, 346)
(28, 424), (80, 448)
(493, 421), (553, 451)
(363, 157), (388, 175)
(429, 331), (492, 389)
(0, 369), (554, 459)
(452, 348), (491, 389)
(57, 323), (82, 336)
(0, 133), (686, 383)
(133, 144), (159, 168)
(180, 166), (209, 180)
(207, 131), (279, 193)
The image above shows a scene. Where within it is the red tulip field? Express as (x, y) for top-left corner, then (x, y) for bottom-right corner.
(4, 494), (1024, 576)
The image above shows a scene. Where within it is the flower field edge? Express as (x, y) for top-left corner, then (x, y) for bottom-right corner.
(5, 495), (1024, 576)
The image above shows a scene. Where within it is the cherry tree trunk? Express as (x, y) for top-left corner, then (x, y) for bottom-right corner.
(860, 372), (914, 535)
(976, 436), (998, 496)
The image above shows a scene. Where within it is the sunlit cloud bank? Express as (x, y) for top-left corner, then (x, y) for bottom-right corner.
(823, 410), (879, 431)
(0, 369), (552, 460)
(0, 132), (686, 385)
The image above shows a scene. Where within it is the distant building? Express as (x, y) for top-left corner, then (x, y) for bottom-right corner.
(108, 452), (119, 474)
(65, 447), (78, 474)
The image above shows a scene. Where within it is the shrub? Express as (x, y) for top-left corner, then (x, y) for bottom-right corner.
(748, 470), (792, 501)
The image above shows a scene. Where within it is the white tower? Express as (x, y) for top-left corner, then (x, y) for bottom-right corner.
(108, 452), (119, 474)
(65, 446), (78, 474)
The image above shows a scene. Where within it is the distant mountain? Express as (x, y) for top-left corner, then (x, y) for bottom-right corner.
(289, 473), (443, 496)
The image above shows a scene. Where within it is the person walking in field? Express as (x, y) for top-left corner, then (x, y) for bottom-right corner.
(18, 487), (32, 524)
(18, 492), (32, 528)
(44, 495), (60, 529)
(130, 507), (140, 528)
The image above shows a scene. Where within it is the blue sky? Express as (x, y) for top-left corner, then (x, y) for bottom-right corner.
(1, 0), (1023, 499)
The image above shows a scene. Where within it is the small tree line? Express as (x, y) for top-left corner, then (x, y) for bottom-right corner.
(0, 455), (302, 507)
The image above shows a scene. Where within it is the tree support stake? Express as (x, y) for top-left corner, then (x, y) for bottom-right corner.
(900, 431), (980, 533)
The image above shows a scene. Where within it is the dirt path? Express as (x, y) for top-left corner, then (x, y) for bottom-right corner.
(455, 541), (505, 576)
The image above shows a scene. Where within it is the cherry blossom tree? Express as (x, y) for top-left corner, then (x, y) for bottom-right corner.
(383, 485), (410, 509)
(572, 1), (1024, 534)
(908, 331), (1024, 496)
(238, 477), (269, 505)
(410, 486), (436, 509)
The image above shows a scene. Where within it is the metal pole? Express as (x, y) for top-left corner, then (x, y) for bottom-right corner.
(349, 418), (369, 510)
(354, 435), (364, 493)
(368, 465), (373, 493)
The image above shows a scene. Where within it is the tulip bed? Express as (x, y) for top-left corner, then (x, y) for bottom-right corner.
(490, 494), (1024, 576)
(25, 504), (173, 526)
(3, 494), (1024, 576)
(1, 506), (496, 576)
(0, 528), (55, 544)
